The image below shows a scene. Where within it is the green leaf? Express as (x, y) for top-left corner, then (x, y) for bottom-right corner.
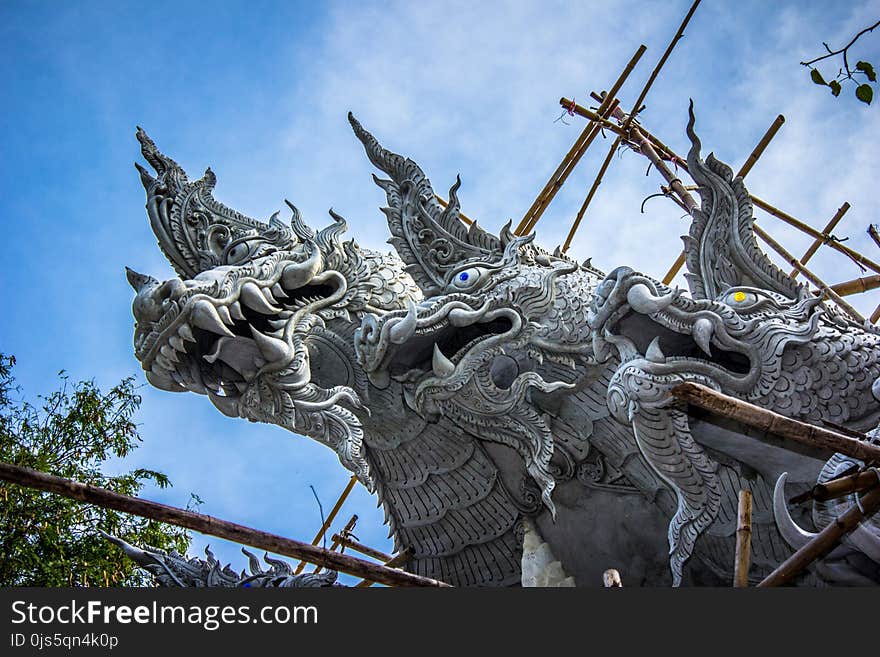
(810, 68), (826, 85)
(856, 60), (877, 82)
(856, 84), (874, 105)
(829, 80), (842, 97)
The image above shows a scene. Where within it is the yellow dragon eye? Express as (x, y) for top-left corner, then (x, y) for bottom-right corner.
(733, 291), (747, 303)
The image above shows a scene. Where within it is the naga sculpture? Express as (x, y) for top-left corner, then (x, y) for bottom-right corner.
(124, 107), (880, 586)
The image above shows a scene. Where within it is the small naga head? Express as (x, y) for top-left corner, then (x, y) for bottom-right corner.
(588, 104), (880, 427)
(127, 128), (421, 488)
(348, 115), (606, 514)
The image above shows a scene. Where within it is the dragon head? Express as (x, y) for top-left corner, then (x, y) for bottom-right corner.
(347, 115), (612, 514)
(127, 128), (422, 488)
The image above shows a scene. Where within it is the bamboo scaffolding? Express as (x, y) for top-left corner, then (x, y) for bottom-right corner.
(662, 250), (687, 285)
(332, 533), (393, 563)
(733, 490), (752, 587)
(791, 202), (850, 279)
(670, 382), (880, 463)
(295, 474), (358, 574)
(0, 460), (449, 587)
(751, 195), (880, 277)
(619, 0), (703, 134)
(312, 514), (358, 575)
(789, 469), (880, 505)
(561, 133), (624, 253)
(515, 45), (647, 236)
(752, 223), (864, 322)
(736, 115), (785, 179)
(826, 274), (880, 297)
(871, 304), (880, 324)
(354, 551), (412, 588)
(757, 484), (880, 587)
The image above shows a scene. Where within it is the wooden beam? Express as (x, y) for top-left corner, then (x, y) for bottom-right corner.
(757, 485), (880, 587)
(294, 474), (358, 573)
(733, 490), (752, 587)
(791, 203), (850, 279)
(516, 44), (646, 236)
(736, 115), (785, 179)
(752, 223), (865, 322)
(0, 461), (450, 587)
(671, 382), (880, 464)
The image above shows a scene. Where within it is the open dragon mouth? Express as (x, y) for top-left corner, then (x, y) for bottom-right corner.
(589, 267), (754, 385)
(355, 295), (518, 386)
(132, 252), (342, 413)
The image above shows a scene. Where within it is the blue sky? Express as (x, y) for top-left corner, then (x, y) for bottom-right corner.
(2, 0), (878, 584)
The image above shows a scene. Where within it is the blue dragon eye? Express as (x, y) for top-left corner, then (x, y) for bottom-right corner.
(459, 272), (469, 281)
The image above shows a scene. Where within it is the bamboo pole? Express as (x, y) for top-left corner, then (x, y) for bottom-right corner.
(791, 203), (850, 279)
(294, 474), (358, 574)
(603, 569), (623, 587)
(561, 133), (624, 253)
(662, 250), (687, 285)
(435, 195), (474, 225)
(0, 461), (450, 587)
(757, 485), (880, 587)
(354, 551), (412, 588)
(332, 533), (393, 563)
(751, 195), (880, 277)
(670, 382), (880, 463)
(733, 490), (752, 587)
(871, 303), (880, 324)
(619, 0), (703, 134)
(826, 273), (880, 297)
(516, 44), (647, 236)
(752, 223), (864, 322)
(790, 469), (880, 505)
(312, 514), (358, 575)
(736, 115), (785, 179)
(869, 224), (880, 251)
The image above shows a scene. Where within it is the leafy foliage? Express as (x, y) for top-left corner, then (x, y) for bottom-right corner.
(0, 354), (192, 586)
(802, 20), (879, 106)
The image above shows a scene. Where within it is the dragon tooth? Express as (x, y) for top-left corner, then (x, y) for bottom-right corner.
(191, 300), (235, 337)
(155, 353), (175, 371)
(272, 283), (285, 299)
(267, 318), (289, 330)
(645, 336), (666, 363)
(432, 344), (456, 377)
(169, 335), (186, 352)
(389, 300), (418, 345)
(263, 287), (278, 304)
(203, 336), (230, 364)
(178, 323), (196, 342)
(240, 282), (281, 314)
(692, 317), (714, 357)
(160, 345), (180, 363)
(229, 301), (246, 321)
(216, 305), (234, 326)
(250, 325), (292, 363)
